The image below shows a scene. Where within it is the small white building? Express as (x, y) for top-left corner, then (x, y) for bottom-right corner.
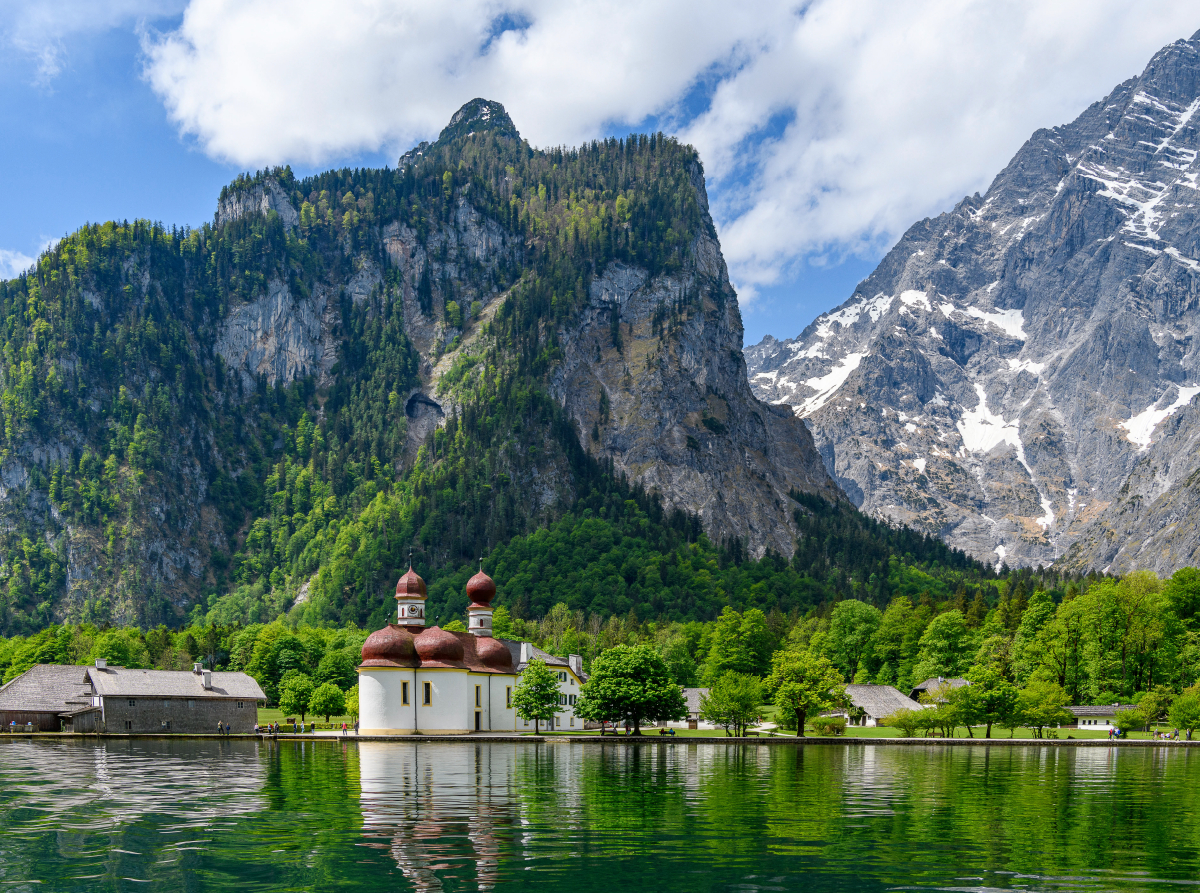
(1066, 704), (1140, 731)
(357, 565), (583, 735)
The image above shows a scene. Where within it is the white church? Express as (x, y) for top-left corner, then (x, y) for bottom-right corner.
(357, 565), (585, 734)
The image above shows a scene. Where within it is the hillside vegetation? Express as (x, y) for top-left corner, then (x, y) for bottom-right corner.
(0, 101), (999, 637)
(3, 566), (1197, 714)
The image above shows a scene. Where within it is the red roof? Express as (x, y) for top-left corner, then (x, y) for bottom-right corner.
(359, 625), (514, 673)
(395, 567), (427, 598)
(466, 570), (497, 608)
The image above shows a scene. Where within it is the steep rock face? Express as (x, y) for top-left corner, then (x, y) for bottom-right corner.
(205, 111), (836, 558)
(746, 31), (1200, 571)
(215, 179), (299, 230)
(215, 277), (339, 389)
(551, 229), (837, 557)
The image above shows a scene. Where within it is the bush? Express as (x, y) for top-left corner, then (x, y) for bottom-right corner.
(881, 708), (927, 737)
(809, 716), (846, 736)
(1113, 707), (1147, 736)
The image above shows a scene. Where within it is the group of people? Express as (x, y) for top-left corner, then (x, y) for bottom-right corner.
(1106, 726), (1186, 740)
(254, 722), (291, 735)
(215, 722), (231, 735)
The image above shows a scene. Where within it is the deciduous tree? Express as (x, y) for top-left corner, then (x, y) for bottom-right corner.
(699, 672), (763, 737)
(575, 644), (686, 735)
(512, 659), (560, 734)
(767, 649), (844, 737)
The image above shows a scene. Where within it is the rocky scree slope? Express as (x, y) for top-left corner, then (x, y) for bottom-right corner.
(0, 99), (837, 632)
(747, 31), (1200, 573)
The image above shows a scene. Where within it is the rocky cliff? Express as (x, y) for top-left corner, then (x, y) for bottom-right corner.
(0, 99), (838, 631)
(746, 31), (1200, 572)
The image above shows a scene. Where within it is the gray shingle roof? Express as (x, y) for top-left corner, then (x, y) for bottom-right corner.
(1067, 704), (1139, 717)
(0, 665), (93, 713)
(501, 639), (566, 671)
(682, 687), (709, 714)
(88, 667), (265, 700)
(911, 677), (969, 693)
(844, 684), (919, 720)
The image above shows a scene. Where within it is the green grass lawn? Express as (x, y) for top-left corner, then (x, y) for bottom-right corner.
(256, 707), (355, 729)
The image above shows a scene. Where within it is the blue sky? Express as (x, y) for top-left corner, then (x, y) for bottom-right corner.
(2, 2), (1196, 345)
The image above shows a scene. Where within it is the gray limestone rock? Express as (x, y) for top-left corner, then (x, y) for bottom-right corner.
(746, 31), (1200, 572)
(215, 178), (299, 230)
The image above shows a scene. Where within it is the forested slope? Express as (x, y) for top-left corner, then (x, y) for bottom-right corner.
(0, 99), (982, 636)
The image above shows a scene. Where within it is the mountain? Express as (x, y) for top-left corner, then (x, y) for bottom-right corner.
(0, 99), (846, 634)
(746, 31), (1200, 573)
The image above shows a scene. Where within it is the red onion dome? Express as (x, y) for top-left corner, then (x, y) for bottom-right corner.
(360, 625), (418, 668)
(414, 626), (465, 665)
(396, 566), (427, 598)
(476, 635), (515, 671)
(466, 570), (497, 607)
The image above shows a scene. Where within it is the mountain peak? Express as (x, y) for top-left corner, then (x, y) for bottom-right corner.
(439, 98), (520, 144)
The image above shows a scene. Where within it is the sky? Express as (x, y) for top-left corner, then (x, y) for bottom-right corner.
(1, 2), (1198, 345)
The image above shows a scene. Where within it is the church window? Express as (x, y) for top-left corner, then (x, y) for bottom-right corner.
(423, 682), (432, 705)
(506, 686), (512, 708)
(475, 685), (481, 707)
(402, 681), (410, 705)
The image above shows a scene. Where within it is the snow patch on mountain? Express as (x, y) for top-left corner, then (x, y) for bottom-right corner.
(799, 352), (868, 415)
(1122, 385), (1200, 449)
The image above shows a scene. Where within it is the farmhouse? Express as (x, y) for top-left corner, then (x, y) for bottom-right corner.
(0, 661), (265, 733)
(1065, 704), (1140, 731)
(835, 684), (920, 727)
(90, 663), (265, 733)
(0, 664), (98, 732)
(357, 565), (584, 734)
(909, 677), (970, 702)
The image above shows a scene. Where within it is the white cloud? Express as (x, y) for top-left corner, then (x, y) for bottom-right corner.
(0, 249), (36, 280)
(138, 0), (1200, 300)
(141, 0), (769, 164)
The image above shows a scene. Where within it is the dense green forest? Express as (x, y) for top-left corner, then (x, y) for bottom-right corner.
(0, 100), (1003, 638)
(3, 566), (1198, 712)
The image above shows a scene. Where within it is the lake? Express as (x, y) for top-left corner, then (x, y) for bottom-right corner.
(0, 738), (1197, 892)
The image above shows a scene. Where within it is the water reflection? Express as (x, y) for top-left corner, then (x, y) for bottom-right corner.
(2, 740), (1200, 892)
(359, 742), (523, 892)
(0, 738), (267, 889)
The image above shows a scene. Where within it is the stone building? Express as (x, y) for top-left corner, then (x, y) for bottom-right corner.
(358, 565), (584, 735)
(0, 664), (98, 732)
(90, 663), (266, 733)
(1, 660), (265, 733)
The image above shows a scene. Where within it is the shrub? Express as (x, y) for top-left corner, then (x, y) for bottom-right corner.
(809, 716), (846, 736)
(881, 708), (926, 737)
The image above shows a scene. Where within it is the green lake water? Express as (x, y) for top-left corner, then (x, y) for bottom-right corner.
(1, 739), (1198, 892)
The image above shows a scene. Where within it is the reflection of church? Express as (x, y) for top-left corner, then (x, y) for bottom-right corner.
(358, 567), (585, 734)
(359, 742), (517, 892)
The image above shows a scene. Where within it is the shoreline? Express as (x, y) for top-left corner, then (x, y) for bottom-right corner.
(2, 731), (1197, 747)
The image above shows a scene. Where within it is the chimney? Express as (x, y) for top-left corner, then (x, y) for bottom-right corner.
(202, 670), (212, 690)
(520, 642), (531, 665)
(568, 654), (583, 678)
(193, 662), (203, 674)
(94, 658), (107, 670)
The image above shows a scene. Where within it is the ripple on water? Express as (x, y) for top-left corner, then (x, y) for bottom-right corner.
(1, 740), (1200, 892)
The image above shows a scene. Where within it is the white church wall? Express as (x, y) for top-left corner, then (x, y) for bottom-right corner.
(359, 668), (418, 734)
(414, 669), (474, 734)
